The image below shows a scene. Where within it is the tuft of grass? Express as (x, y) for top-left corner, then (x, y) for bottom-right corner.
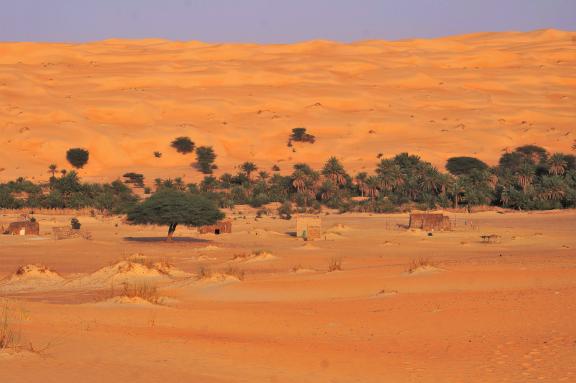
(223, 267), (246, 281)
(0, 301), (20, 350)
(107, 282), (160, 305)
(327, 258), (342, 272)
(196, 265), (213, 280)
(406, 257), (435, 274)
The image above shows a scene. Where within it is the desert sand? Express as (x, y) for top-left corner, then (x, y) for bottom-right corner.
(1, 208), (576, 382)
(1, 29), (575, 182)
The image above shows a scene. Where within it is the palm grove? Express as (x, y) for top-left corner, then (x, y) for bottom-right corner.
(1, 139), (576, 215)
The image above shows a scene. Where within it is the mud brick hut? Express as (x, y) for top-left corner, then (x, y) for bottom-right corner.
(296, 215), (322, 241)
(197, 220), (232, 235)
(3, 220), (40, 235)
(409, 213), (451, 231)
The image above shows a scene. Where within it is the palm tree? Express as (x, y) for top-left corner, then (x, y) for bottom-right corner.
(322, 157), (348, 186)
(365, 176), (380, 200)
(241, 162), (258, 180)
(539, 176), (566, 201)
(48, 164), (58, 179)
(319, 179), (337, 201)
(354, 172), (369, 197)
(258, 171), (270, 182)
(516, 163), (535, 192)
(376, 159), (404, 191)
(548, 153), (567, 176)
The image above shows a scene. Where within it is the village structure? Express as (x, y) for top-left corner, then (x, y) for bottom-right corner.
(296, 214), (322, 241)
(408, 213), (452, 231)
(197, 219), (232, 235)
(1, 219), (40, 236)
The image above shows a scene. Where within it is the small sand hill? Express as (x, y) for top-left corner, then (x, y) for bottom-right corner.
(92, 296), (164, 308)
(326, 224), (353, 233)
(0, 265), (65, 292)
(230, 251), (277, 263)
(66, 260), (188, 289)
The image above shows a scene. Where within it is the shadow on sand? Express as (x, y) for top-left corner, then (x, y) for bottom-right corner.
(123, 237), (211, 243)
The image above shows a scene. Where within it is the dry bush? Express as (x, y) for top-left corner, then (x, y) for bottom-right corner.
(406, 257), (435, 274)
(223, 266), (245, 281)
(291, 264), (304, 273)
(0, 301), (20, 350)
(107, 282), (160, 304)
(196, 265), (213, 280)
(327, 258), (342, 272)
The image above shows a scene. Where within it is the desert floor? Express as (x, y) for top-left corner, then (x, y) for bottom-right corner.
(1, 29), (575, 183)
(1, 208), (575, 382)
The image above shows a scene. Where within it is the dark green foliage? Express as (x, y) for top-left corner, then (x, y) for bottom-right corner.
(66, 148), (89, 169)
(278, 200), (293, 219)
(123, 172), (145, 188)
(70, 217), (81, 230)
(171, 137), (195, 154)
(195, 146), (216, 174)
(290, 127), (315, 143)
(446, 157), (489, 176)
(126, 189), (224, 240)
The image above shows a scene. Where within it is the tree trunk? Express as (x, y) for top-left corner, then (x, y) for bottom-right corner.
(166, 223), (178, 242)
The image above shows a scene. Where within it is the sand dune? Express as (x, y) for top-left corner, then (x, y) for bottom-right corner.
(1, 29), (574, 182)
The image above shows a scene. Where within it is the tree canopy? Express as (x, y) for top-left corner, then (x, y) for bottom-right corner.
(66, 148), (89, 169)
(126, 189), (224, 240)
(171, 137), (195, 154)
(446, 156), (489, 176)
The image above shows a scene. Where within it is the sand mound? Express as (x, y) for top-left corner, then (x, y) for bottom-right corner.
(93, 296), (159, 307)
(66, 260), (188, 289)
(406, 265), (443, 276)
(326, 224), (352, 233)
(299, 243), (319, 250)
(324, 232), (345, 241)
(198, 273), (241, 283)
(198, 245), (220, 251)
(231, 251), (277, 263)
(0, 265), (65, 292)
(247, 229), (284, 237)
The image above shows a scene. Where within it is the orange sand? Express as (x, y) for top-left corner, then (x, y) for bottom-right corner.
(1, 29), (575, 183)
(1, 209), (576, 382)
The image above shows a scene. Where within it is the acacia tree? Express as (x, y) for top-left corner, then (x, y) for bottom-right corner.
(195, 146), (217, 174)
(66, 148), (89, 169)
(126, 189), (224, 241)
(171, 137), (195, 154)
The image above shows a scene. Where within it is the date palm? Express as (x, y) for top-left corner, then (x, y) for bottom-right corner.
(322, 157), (348, 186)
(354, 172), (369, 197)
(48, 164), (58, 179)
(241, 162), (258, 180)
(548, 153), (567, 176)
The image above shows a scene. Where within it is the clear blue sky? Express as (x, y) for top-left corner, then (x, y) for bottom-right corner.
(0, 0), (574, 43)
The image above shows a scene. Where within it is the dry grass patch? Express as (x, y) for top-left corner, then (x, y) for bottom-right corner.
(327, 258), (342, 272)
(406, 257), (436, 274)
(106, 282), (161, 305)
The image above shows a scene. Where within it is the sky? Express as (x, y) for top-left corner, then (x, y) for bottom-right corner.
(0, 0), (574, 43)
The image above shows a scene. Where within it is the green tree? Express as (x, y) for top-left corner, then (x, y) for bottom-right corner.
(195, 146), (217, 174)
(171, 137), (195, 154)
(66, 148), (89, 169)
(547, 153), (567, 175)
(48, 164), (58, 179)
(241, 162), (258, 180)
(446, 156), (489, 176)
(127, 189), (224, 241)
(322, 157), (348, 186)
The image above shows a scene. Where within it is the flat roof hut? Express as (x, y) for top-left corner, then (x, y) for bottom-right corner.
(409, 213), (451, 231)
(3, 220), (40, 236)
(296, 215), (322, 241)
(198, 220), (232, 235)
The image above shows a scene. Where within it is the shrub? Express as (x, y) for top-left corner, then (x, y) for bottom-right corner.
(66, 148), (89, 169)
(327, 258), (342, 272)
(70, 217), (81, 230)
(153, 151), (162, 158)
(123, 172), (145, 188)
(171, 137), (195, 154)
(194, 146), (217, 174)
(278, 200), (293, 220)
(406, 258), (435, 274)
(446, 156), (489, 176)
(290, 127), (315, 143)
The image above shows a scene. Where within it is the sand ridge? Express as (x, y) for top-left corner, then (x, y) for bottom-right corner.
(1, 29), (574, 183)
